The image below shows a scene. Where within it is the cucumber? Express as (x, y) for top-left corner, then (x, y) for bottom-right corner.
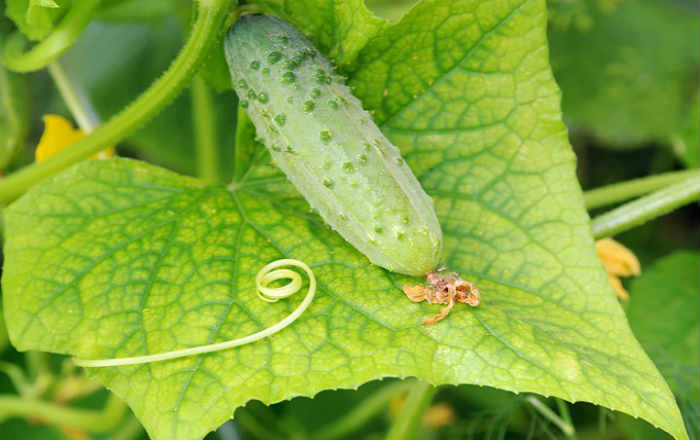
(225, 15), (442, 276)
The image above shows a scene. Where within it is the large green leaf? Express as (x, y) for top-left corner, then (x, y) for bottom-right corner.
(1, 1), (686, 440)
(628, 252), (700, 439)
(549, 0), (700, 146)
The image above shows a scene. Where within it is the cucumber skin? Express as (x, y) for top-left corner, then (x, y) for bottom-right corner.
(225, 15), (442, 276)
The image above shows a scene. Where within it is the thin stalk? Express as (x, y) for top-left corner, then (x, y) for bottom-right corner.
(217, 420), (239, 440)
(314, 380), (415, 440)
(556, 399), (577, 440)
(0, 0), (236, 204)
(0, 393), (127, 433)
(48, 61), (100, 131)
(233, 104), (257, 181)
(2, 0), (102, 72)
(525, 396), (575, 437)
(234, 407), (284, 440)
(385, 381), (436, 440)
(0, 361), (32, 396)
(192, 74), (220, 184)
(584, 169), (698, 210)
(591, 173), (700, 239)
(25, 351), (52, 381)
(112, 415), (145, 440)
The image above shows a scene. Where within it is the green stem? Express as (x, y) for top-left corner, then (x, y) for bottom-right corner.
(584, 169), (699, 210)
(0, 0), (236, 205)
(234, 407), (285, 440)
(48, 61), (100, 131)
(25, 351), (51, 380)
(192, 74), (220, 184)
(233, 103), (257, 181)
(314, 381), (415, 440)
(525, 396), (575, 437)
(591, 173), (700, 239)
(112, 415), (145, 440)
(0, 361), (32, 396)
(0, 66), (23, 147)
(385, 380), (436, 440)
(556, 399), (577, 440)
(2, 0), (102, 73)
(0, 393), (127, 433)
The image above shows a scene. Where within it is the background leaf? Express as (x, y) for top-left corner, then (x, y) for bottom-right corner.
(627, 252), (700, 439)
(1, 1), (687, 440)
(548, 0), (700, 147)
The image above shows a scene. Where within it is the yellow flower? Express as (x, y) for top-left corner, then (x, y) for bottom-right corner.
(35, 114), (115, 162)
(595, 238), (641, 300)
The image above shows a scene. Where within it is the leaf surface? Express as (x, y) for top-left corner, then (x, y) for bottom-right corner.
(1, 1), (687, 439)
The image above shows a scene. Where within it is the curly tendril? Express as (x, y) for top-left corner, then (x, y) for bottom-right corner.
(73, 259), (316, 368)
(2, 0), (102, 73)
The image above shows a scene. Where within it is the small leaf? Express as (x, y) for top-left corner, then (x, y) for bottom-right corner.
(628, 252), (700, 439)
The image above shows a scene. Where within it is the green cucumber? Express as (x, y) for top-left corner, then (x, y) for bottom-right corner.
(225, 15), (442, 276)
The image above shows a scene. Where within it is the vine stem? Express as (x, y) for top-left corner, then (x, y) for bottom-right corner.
(234, 407), (287, 440)
(0, 393), (127, 433)
(0, 0), (236, 204)
(192, 74), (221, 184)
(385, 381), (436, 440)
(2, 0), (102, 73)
(314, 380), (415, 440)
(591, 173), (700, 239)
(583, 169), (699, 210)
(556, 398), (577, 440)
(48, 61), (100, 131)
(525, 396), (575, 437)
